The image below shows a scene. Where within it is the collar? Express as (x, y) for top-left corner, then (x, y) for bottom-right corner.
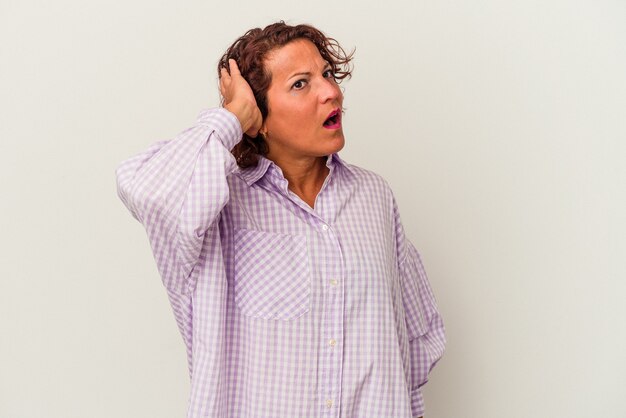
(236, 152), (354, 186)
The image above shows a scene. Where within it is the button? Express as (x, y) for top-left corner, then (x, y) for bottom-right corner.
(329, 338), (336, 347)
(321, 224), (329, 231)
(326, 399), (333, 408)
(329, 279), (338, 287)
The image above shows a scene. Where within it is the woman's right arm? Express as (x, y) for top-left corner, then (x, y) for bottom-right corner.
(116, 59), (261, 296)
(115, 108), (242, 295)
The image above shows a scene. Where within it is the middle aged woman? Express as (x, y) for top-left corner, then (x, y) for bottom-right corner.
(116, 21), (445, 418)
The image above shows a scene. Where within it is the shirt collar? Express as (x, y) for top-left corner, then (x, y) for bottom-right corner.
(236, 155), (272, 186)
(236, 152), (353, 186)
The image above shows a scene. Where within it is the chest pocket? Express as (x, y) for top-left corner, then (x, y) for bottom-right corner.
(233, 228), (311, 321)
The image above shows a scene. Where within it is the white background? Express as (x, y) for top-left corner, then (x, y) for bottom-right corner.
(1, 1), (625, 417)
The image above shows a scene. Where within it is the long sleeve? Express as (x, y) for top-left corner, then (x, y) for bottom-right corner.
(115, 108), (242, 295)
(395, 205), (446, 417)
(115, 109), (242, 413)
(400, 242), (446, 417)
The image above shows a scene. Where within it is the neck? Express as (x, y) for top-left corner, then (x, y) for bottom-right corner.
(269, 153), (330, 208)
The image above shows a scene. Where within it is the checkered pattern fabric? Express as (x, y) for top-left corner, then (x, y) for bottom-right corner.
(116, 108), (445, 418)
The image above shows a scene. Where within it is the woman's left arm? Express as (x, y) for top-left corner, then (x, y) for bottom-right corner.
(393, 199), (446, 418)
(399, 240), (446, 417)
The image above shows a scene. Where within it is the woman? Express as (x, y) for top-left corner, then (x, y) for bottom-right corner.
(116, 21), (445, 418)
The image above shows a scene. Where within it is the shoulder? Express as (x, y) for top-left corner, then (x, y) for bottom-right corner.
(339, 157), (410, 262)
(338, 157), (395, 201)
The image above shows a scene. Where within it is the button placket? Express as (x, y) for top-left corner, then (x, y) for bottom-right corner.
(316, 220), (343, 417)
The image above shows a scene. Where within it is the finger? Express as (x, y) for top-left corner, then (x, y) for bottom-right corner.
(219, 69), (231, 91)
(228, 58), (241, 76)
(220, 66), (230, 82)
(219, 68), (228, 85)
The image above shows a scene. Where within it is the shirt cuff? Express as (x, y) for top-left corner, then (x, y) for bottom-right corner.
(196, 107), (243, 151)
(411, 387), (425, 418)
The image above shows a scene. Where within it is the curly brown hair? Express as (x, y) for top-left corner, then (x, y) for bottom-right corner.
(217, 21), (354, 168)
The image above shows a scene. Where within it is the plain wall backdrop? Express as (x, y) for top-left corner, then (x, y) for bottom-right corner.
(1, 1), (625, 417)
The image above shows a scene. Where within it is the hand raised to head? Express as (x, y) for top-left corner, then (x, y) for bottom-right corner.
(220, 59), (263, 137)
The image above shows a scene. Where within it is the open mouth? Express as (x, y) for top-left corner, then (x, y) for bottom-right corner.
(323, 109), (341, 128)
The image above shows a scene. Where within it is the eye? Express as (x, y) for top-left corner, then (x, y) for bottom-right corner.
(323, 69), (334, 79)
(292, 79), (307, 90)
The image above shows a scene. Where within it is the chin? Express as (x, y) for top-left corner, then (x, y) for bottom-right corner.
(333, 140), (345, 154)
(318, 139), (344, 157)
(331, 135), (345, 153)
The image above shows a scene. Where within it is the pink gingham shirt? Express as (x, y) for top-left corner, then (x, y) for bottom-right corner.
(116, 108), (445, 418)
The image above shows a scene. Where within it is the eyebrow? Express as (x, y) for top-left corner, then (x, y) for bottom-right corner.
(287, 64), (332, 80)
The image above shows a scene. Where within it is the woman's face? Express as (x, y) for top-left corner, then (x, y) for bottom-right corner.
(261, 39), (345, 163)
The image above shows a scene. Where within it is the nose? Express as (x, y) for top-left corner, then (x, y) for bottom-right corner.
(319, 77), (342, 104)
